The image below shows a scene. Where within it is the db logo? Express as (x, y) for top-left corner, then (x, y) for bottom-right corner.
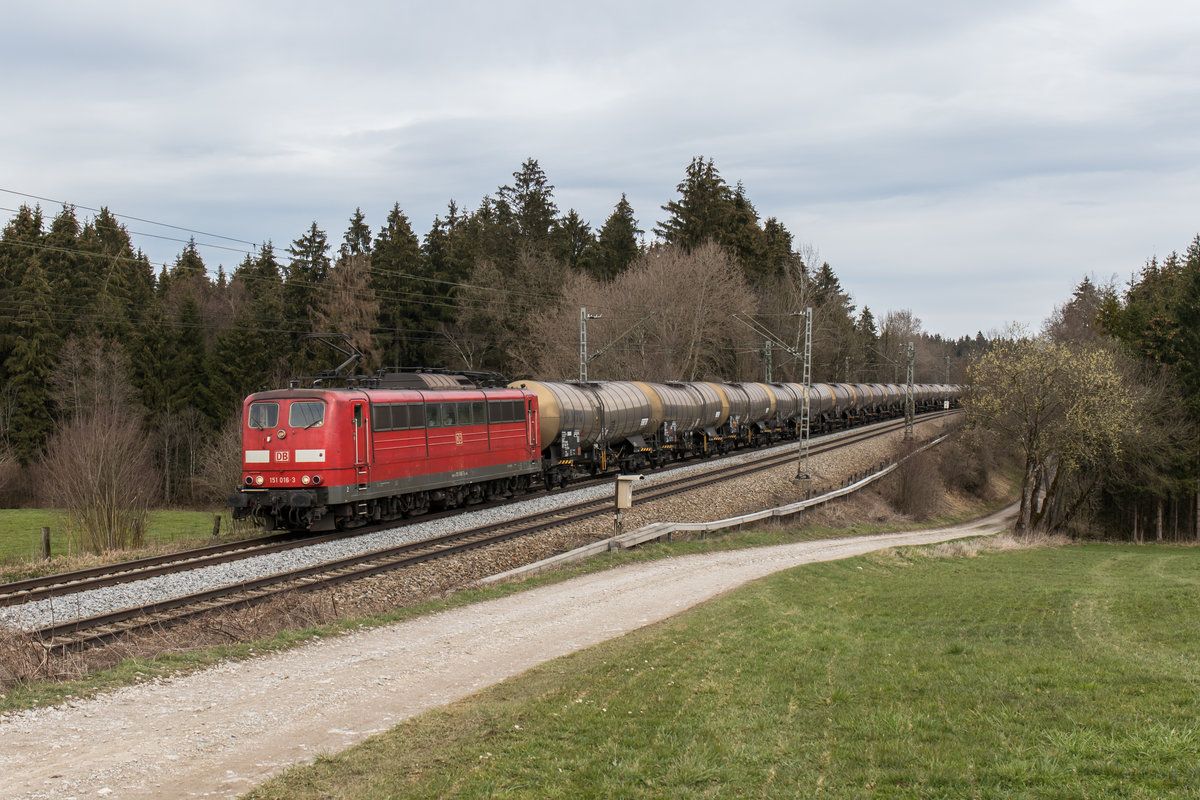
(455, 432), (464, 445)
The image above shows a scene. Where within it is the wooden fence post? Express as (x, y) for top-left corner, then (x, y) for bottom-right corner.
(40, 526), (50, 560)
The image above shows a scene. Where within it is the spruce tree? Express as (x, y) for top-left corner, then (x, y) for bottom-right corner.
(656, 156), (732, 248)
(77, 208), (153, 345)
(374, 204), (434, 368)
(725, 183), (769, 284)
(499, 158), (559, 245)
(0, 204), (43, 294)
(4, 257), (59, 462)
(341, 207), (372, 258)
(553, 209), (595, 274)
(592, 194), (641, 281)
(41, 206), (86, 338)
(762, 217), (796, 283)
(0, 205), (45, 387)
(285, 222), (331, 372)
(206, 244), (288, 416)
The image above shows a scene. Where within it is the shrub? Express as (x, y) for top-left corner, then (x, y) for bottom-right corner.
(39, 409), (156, 553)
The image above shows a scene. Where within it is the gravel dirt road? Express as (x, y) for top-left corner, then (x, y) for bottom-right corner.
(0, 503), (1015, 800)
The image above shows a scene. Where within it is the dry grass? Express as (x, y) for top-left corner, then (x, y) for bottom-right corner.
(0, 626), (86, 686)
(923, 530), (1072, 559)
(0, 591), (347, 691)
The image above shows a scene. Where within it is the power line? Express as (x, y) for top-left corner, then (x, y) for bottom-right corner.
(0, 188), (259, 248)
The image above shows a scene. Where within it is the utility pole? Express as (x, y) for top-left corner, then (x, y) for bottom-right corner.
(945, 354), (951, 407)
(581, 309), (654, 382)
(797, 307), (813, 487)
(764, 340), (773, 383)
(904, 341), (915, 440)
(579, 307), (601, 382)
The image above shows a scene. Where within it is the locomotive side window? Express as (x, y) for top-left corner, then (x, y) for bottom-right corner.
(487, 399), (522, 423)
(289, 401), (325, 429)
(401, 404), (424, 430)
(472, 401), (486, 422)
(372, 404), (393, 431)
(248, 402), (278, 429)
(372, 404), (425, 431)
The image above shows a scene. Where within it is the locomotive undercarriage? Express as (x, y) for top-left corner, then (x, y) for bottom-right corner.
(233, 473), (535, 533)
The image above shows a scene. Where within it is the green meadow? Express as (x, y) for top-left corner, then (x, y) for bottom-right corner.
(0, 509), (235, 571)
(247, 543), (1200, 799)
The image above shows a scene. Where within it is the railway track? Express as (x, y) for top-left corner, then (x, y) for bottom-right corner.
(13, 411), (958, 650)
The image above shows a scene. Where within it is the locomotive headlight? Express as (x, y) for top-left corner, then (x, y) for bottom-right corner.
(255, 475), (265, 486)
(312, 474), (322, 485)
(277, 429), (286, 439)
(244, 476), (254, 486)
(301, 475), (311, 485)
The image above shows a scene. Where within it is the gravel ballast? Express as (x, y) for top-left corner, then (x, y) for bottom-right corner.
(0, 417), (954, 633)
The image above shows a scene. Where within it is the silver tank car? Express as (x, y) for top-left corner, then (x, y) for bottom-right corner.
(826, 383), (858, 416)
(882, 383), (902, 409)
(740, 382), (776, 425)
(508, 380), (654, 451)
(705, 382), (741, 430)
(872, 383), (891, 411)
(808, 383), (836, 417)
(632, 381), (707, 438)
(856, 383), (878, 412)
(673, 382), (727, 432)
(768, 383), (803, 420)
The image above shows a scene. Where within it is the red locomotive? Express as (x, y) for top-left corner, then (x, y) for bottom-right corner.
(229, 376), (542, 531)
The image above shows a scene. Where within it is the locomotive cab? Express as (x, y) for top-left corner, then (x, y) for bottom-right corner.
(230, 390), (356, 531)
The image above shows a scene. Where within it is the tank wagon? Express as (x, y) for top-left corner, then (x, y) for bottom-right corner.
(230, 372), (962, 532)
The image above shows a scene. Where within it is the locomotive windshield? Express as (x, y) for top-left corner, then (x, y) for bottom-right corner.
(247, 402), (279, 429)
(289, 401), (325, 429)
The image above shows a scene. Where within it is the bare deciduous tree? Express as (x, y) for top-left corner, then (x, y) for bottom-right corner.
(41, 340), (156, 552)
(312, 253), (381, 370)
(529, 242), (757, 381)
(192, 414), (245, 506)
(156, 405), (207, 505)
(442, 250), (564, 377)
(40, 408), (156, 553)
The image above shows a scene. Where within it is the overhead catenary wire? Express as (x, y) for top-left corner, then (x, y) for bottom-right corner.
(0, 188), (259, 249)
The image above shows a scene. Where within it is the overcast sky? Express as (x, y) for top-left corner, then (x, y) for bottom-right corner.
(3, 1), (1198, 339)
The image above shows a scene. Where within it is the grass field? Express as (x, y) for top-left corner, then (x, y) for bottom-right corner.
(0, 508), (238, 566)
(246, 543), (1200, 799)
